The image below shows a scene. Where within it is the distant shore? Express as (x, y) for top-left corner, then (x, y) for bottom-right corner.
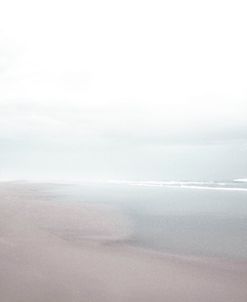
(0, 182), (246, 302)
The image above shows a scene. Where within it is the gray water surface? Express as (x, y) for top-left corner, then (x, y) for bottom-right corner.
(48, 183), (247, 259)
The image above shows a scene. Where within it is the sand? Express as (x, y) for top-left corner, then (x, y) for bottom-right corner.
(0, 182), (246, 302)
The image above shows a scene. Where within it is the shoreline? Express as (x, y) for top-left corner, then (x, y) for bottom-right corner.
(0, 182), (247, 302)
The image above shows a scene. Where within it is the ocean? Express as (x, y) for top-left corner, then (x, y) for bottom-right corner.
(48, 180), (247, 259)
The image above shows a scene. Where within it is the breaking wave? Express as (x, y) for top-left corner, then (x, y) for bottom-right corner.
(108, 179), (247, 191)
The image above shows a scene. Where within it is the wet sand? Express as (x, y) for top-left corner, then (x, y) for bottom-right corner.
(0, 182), (246, 302)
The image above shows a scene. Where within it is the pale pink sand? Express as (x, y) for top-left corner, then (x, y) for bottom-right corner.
(0, 182), (246, 302)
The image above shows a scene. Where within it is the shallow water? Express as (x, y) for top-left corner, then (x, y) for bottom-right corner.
(49, 183), (247, 259)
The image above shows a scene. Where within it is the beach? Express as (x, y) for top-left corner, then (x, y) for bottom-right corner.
(0, 182), (247, 302)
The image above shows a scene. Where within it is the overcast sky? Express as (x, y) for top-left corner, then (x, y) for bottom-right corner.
(0, 0), (247, 181)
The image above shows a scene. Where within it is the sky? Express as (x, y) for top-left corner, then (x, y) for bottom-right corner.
(0, 0), (247, 181)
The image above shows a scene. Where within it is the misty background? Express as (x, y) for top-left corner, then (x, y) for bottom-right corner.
(0, 0), (247, 181)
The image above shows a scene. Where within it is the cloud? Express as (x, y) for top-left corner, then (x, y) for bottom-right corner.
(0, 0), (247, 180)
(0, 97), (246, 147)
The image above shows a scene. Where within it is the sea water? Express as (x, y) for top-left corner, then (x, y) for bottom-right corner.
(49, 181), (247, 259)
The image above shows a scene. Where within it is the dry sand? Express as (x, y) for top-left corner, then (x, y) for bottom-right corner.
(0, 182), (246, 302)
